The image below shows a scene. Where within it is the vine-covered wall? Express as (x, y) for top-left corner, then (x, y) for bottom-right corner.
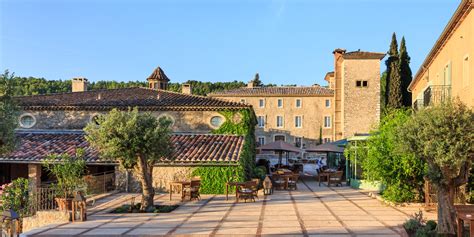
(192, 108), (257, 194)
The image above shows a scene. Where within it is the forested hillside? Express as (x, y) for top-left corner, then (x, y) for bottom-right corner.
(9, 76), (249, 96)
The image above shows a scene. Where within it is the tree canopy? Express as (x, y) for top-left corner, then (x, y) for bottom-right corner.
(396, 100), (474, 235)
(0, 70), (18, 154)
(84, 108), (174, 211)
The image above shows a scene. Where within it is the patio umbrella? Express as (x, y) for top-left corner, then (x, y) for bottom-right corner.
(259, 140), (302, 167)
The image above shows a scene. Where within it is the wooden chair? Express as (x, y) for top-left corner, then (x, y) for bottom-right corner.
(272, 174), (287, 190)
(328, 171), (343, 187)
(183, 179), (201, 200)
(248, 181), (259, 200)
(287, 174), (299, 190)
(236, 182), (256, 203)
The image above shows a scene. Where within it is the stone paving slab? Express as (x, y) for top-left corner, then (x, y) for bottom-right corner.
(22, 179), (440, 236)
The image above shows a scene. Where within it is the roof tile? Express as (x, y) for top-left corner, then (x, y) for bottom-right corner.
(209, 86), (334, 97)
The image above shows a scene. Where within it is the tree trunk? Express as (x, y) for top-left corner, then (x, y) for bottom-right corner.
(436, 183), (456, 236)
(136, 155), (154, 212)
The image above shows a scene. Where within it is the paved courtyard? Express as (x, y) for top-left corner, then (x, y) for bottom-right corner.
(22, 179), (435, 236)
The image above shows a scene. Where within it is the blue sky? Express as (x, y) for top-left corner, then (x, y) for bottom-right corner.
(0, 0), (460, 86)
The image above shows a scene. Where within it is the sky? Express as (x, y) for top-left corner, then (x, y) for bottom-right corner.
(0, 0), (461, 86)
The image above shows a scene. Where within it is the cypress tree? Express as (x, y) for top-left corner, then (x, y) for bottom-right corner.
(253, 73), (263, 87)
(385, 33), (402, 109)
(399, 37), (412, 107)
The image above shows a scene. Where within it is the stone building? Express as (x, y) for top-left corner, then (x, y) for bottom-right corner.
(210, 49), (385, 147)
(0, 67), (256, 194)
(409, 0), (473, 108)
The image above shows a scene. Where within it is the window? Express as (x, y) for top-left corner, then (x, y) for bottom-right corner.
(444, 62), (452, 86)
(295, 116), (302, 128)
(324, 116), (331, 128)
(240, 98), (246, 103)
(276, 116), (284, 128)
(277, 99), (283, 108)
(274, 135), (285, 142)
(323, 138), (331, 143)
(259, 99), (265, 108)
(257, 116), (265, 128)
(295, 99), (302, 108)
(325, 99), (330, 108)
(356, 80), (368, 87)
(463, 55), (470, 87)
(295, 137), (302, 148)
(210, 116), (224, 127)
(258, 137), (265, 146)
(19, 113), (36, 128)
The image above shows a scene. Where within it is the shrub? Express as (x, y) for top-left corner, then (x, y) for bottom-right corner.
(0, 178), (30, 216)
(357, 109), (425, 203)
(253, 166), (267, 180)
(404, 219), (421, 233)
(43, 149), (87, 198)
(425, 220), (437, 231)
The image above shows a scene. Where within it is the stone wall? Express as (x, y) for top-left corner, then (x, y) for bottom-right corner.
(115, 166), (196, 193)
(18, 110), (226, 133)
(210, 95), (334, 146)
(22, 210), (69, 232)
(342, 59), (381, 137)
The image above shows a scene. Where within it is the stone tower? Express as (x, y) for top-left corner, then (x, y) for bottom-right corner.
(147, 67), (170, 90)
(333, 49), (385, 140)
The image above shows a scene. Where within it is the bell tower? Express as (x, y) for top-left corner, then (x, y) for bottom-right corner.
(147, 66), (170, 90)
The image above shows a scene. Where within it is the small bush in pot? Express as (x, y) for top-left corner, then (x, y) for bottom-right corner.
(43, 149), (87, 211)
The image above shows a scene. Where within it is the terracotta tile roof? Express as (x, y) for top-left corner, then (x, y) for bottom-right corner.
(208, 86), (334, 97)
(0, 131), (244, 164)
(15, 87), (249, 111)
(342, 51), (386, 60)
(147, 67), (170, 82)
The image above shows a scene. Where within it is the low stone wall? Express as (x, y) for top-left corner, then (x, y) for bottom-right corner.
(116, 166), (196, 193)
(22, 210), (69, 232)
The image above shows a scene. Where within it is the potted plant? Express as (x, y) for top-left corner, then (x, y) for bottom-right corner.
(43, 149), (87, 211)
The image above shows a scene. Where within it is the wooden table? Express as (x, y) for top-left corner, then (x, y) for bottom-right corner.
(225, 181), (247, 201)
(457, 212), (474, 237)
(169, 181), (190, 201)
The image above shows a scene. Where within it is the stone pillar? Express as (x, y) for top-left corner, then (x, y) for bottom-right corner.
(28, 164), (42, 190)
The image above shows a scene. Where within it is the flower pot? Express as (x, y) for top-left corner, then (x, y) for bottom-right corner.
(55, 197), (73, 211)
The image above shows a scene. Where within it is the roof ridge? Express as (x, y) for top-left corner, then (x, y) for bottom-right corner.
(14, 87), (142, 98)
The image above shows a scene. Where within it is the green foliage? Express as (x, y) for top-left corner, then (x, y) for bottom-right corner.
(111, 204), (179, 213)
(425, 220), (437, 231)
(84, 108), (173, 168)
(252, 73), (263, 87)
(43, 150), (87, 198)
(399, 36), (412, 107)
(0, 70), (18, 154)
(253, 166), (266, 180)
(397, 100), (474, 234)
(0, 178), (30, 217)
(212, 109), (257, 181)
(404, 219), (421, 233)
(85, 107), (173, 210)
(397, 100), (474, 184)
(385, 32), (403, 109)
(361, 109), (425, 202)
(380, 72), (387, 114)
(190, 109), (258, 194)
(192, 166), (242, 194)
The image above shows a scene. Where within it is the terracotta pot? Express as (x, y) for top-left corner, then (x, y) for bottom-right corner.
(55, 197), (73, 211)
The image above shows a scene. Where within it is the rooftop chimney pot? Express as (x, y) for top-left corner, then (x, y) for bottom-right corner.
(182, 84), (192, 95)
(72, 78), (88, 92)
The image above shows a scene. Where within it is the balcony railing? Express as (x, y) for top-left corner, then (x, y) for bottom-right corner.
(422, 85), (452, 107)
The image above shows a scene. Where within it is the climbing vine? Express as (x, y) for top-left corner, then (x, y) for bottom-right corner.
(192, 109), (257, 194)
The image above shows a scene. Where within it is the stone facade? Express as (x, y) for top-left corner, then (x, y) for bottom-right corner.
(212, 95), (333, 147)
(18, 110), (228, 133)
(341, 59), (381, 138)
(115, 165), (196, 192)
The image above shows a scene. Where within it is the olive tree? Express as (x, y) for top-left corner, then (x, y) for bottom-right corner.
(85, 108), (173, 211)
(396, 100), (474, 235)
(0, 70), (17, 154)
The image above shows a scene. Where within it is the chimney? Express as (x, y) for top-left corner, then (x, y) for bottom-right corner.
(72, 78), (88, 92)
(247, 80), (255, 88)
(182, 84), (192, 94)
